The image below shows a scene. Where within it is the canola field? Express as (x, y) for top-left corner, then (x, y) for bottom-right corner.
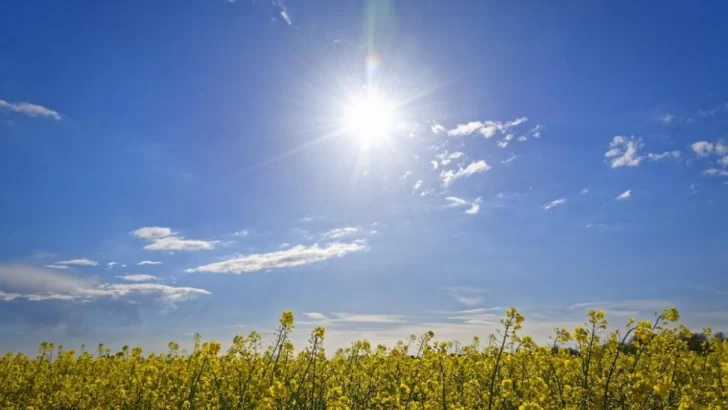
(1, 308), (726, 409)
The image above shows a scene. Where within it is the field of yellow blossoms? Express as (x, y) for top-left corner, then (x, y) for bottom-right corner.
(1, 308), (726, 409)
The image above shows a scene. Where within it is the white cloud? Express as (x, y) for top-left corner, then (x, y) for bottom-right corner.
(436, 151), (464, 166)
(116, 274), (161, 282)
(447, 121), (486, 137)
(581, 188), (589, 194)
(107, 262), (119, 269)
(447, 117), (528, 138)
(0, 99), (61, 120)
(186, 241), (368, 275)
(137, 260), (162, 266)
(132, 226), (216, 252)
(659, 114), (674, 125)
(616, 189), (632, 200)
(55, 258), (98, 266)
(647, 151), (680, 161)
(446, 197), (481, 215)
(132, 226), (173, 240)
(605, 136), (644, 168)
(44, 264), (70, 270)
(719, 156), (728, 167)
(530, 124), (544, 138)
(692, 140), (728, 159)
(440, 160), (490, 186)
(323, 226), (359, 239)
(704, 168), (728, 177)
(496, 134), (514, 148)
(543, 198), (567, 210)
(717, 142), (728, 156)
(143, 236), (216, 251)
(430, 121), (445, 134)
(303, 312), (329, 321)
(280, 10), (291, 25)
(430, 160), (439, 169)
(445, 196), (468, 206)
(413, 179), (423, 193)
(691, 141), (714, 156)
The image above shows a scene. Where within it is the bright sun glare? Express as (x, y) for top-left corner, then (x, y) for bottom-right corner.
(343, 92), (394, 145)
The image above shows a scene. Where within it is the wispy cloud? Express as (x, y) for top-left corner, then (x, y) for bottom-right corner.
(302, 312), (406, 324)
(568, 299), (675, 317)
(132, 226), (216, 252)
(496, 134), (514, 148)
(436, 151), (464, 166)
(447, 117), (528, 138)
(646, 151), (681, 161)
(116, 274), (161, 282)
(232, 229), (249, 238)
(430, 160), (439, 170)
(659, 114), (674, 125)
(0, 99), (61, 120)
(0, 264), (208, 305)
(186, 241), (368, 275)
(413, 179), (423, 193)
(543, 198), (567, 210)
(704, 168), (728, 177)
(445, 196), (481, 215)
(430, 121), (445, 134)
(44, 264), (70, 270)
(605, 136), (644, 168)
(616, 189), (632, 200)
(137, 260), (162, 266)
(107, 262), (119, 269)
(55, 258), (98, 266)
(303, 312), (329, 321)
(530, 124), (545, 138)
(331, 312), (406, 323)
(445, 196), (468, 207)
(445, 286), (486, 307)
(445, 308), (501, 325)
(581, 188), (589, 194)
(323, 226), (360, 240)
(271, 0), (291, 25)
(440, 160), (490, 186)
(466, 202), (481, 215)
(502, 153), (518, 164)
(690, 102), (728, 121)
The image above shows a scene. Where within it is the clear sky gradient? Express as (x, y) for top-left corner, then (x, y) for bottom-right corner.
(2, 0), (728, 353)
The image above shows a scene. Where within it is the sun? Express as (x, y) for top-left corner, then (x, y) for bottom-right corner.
(343, 92), (395, 145)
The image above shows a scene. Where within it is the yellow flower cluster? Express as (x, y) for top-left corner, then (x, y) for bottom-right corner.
(1, 308), (726, 409)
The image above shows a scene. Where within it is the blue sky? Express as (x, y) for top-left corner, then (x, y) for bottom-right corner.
(2, 0), (728, 353)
